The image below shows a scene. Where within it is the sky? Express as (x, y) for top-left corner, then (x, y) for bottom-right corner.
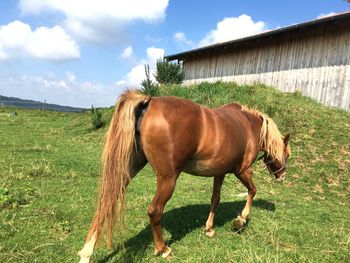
(0, 1), (349, 108)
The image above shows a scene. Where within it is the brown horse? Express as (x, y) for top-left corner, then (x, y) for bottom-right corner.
(78, 90), (291, 262)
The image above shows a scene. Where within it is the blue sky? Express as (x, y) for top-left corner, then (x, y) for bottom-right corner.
(0, 0), (349, 107)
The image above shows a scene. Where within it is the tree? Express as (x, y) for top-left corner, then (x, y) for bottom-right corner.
(140, 64), (160, 97)
(154, 58), (184, 84)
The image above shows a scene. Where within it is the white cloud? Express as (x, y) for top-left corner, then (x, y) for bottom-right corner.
(117, 64), (148, 87)
(174, 31), (195, 48)
(174, 32), (186, 42)
(0, 48), (7, 60)
(198, 14), (267, 47)
(19, 0), (169, 44)
(62, 19), (96, 43)
(121, 46), (134, 59)
(0, 73), (120, 107)
(63, 18), (128, 44)
(174, 15), (268, 49)
(66, 72), (76, 83)
(146, 46), (165, 63)
(19, 0), (169, 21)
(317, 12), (337, 19)
(27, 25), (80, 60)
(0, 20), (80, 61)
(116, 46), (164, 88)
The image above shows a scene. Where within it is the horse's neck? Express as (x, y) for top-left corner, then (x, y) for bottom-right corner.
(242, 111), (264, 149)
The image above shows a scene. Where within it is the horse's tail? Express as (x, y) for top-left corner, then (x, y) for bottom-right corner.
(85, 90), (150, 248)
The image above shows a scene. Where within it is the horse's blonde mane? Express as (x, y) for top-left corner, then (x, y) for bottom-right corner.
(241, 106), (286, 162)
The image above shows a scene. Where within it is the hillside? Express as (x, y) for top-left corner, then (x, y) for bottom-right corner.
(0, 95), (86, 112)
(0, 82), (349, 262)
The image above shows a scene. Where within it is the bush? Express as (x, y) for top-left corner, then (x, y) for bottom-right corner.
(90, 105), (104, 129)
(155, 58), (184, 84)
(0, 186), (37, 209)
(141, 64), (160, 97)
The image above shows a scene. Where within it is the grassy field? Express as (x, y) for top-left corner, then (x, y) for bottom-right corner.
(0, 82), (349, 262)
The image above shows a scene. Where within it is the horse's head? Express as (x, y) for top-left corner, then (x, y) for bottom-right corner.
(263, 133), (291, 181)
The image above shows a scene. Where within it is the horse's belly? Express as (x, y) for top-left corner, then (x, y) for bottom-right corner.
(183, 159), (233, 176)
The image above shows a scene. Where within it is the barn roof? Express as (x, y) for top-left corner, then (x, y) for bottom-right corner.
(165, 11), (350, 61)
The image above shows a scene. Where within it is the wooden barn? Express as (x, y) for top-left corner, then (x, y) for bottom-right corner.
(166, 12), (350, 111)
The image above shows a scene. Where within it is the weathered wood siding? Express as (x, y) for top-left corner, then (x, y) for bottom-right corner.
(182, 20), (350, 111)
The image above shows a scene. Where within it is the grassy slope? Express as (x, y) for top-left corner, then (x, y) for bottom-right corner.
(0, 82), (349, 262)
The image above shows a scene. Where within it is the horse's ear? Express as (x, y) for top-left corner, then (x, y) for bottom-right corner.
(284, 133), (290, 144)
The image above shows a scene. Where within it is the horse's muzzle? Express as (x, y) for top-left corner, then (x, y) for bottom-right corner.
(276, 172), (286, 182)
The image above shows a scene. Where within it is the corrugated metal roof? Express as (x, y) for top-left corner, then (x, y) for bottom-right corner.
(165, 11), (350, 61)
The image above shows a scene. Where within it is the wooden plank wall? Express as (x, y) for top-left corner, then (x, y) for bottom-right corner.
(182, 20), (350, 111)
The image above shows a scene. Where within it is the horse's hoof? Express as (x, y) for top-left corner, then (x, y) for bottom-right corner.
(162, 246), (172, 259)
(154, 247), (161, 256)
(233, 216), (246, 231)
(78, 255), (90, 263)
(154, 246), (172, 259)
(77, 250), (91, 263)
(205, 228), (215, 238)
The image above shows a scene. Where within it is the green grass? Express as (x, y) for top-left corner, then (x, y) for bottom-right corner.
(1, 82), (349, 262)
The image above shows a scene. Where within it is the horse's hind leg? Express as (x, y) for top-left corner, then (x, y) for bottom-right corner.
(234, 167), (256, 231)
(147, 173), (178, 258)
(205, 175), (225, 237)
(78, 231), (97, 263)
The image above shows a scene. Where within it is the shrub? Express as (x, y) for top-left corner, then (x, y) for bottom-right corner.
(0, 187), (9, 208)
(0, 186), (37, 209)
(90, 105), (104, 129)
(155, 58), (184, 84)
(141, 64), (160, 97)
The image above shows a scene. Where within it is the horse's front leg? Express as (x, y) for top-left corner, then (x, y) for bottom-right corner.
(205, 175), (225, 237)
(234, 167), (256, 231)
(147, 174), (177, 258)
